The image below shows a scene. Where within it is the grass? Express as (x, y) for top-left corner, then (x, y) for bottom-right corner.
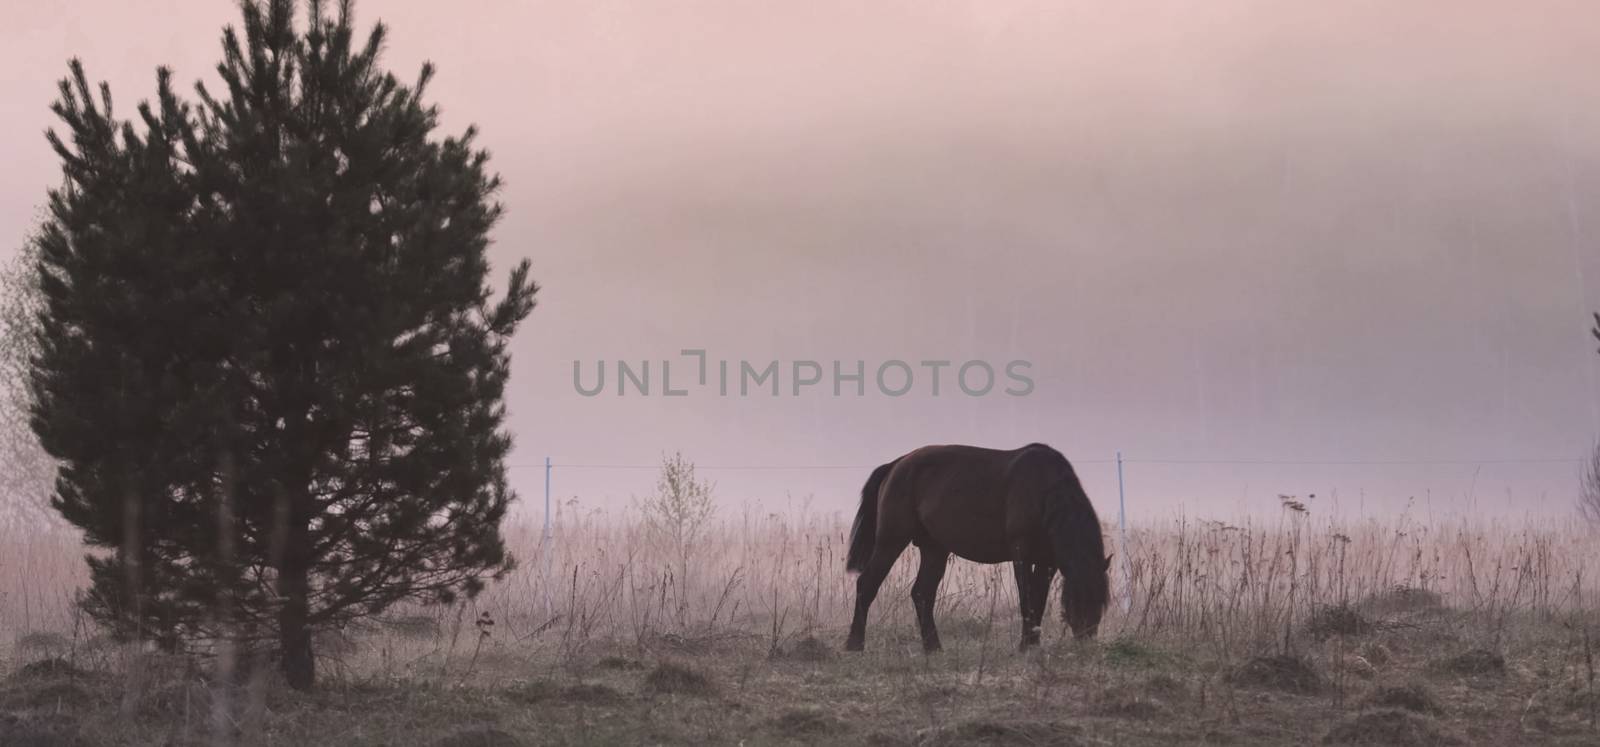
(1430, 648), (1507, 677)
(1102, 637), (1172, 669)
(643, 661), (716, 696)
(1365, 682), (1446, 714)
(1322, 709), (1463, 745)
(3, 506), (1600, 744)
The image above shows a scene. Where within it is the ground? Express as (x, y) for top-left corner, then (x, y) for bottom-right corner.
(4, 514), (1597, 745)
(4, 599), (1600, 746)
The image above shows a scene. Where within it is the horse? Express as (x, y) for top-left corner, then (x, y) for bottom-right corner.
(844, 443), (1112, 652)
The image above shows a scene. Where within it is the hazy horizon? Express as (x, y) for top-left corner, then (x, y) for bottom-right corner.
(4, 1), (1600, 521)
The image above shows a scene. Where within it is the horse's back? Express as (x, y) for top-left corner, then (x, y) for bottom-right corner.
(883, 443), (1062, 564)
(890, 443), (1066, 492)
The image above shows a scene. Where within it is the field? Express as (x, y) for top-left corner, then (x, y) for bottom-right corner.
(4, 502), (1600, 746)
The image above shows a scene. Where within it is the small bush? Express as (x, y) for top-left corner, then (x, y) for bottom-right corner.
(1144, 673), (1188, 700)
(1363, 586), (1444, 616)
(773, 635), (833, 662)
(1340, 654), (1377, 680)
(1364, 683), (1445, 714)
(1227, 654), (1324, 694)
(2, 680), (95, 711)
(638, 452), (717, 627)
(1104, 637), (1165, 668)
(1430, 649), (1504, 677)
(644, 661), (715, 696)
(134, 679), (217, 721)
(1307, 604), (1375, 640)
(1322, 709), (1461, 745)
(646, 631), (714, 655)
(13, 657), (85, 680)
(15, 632), (70, 658)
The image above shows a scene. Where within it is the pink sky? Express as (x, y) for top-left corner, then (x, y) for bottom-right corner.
(4, 1), (1600, 520)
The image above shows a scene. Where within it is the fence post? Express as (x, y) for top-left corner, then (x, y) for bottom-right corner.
(543, 456), (553, 616)
(1116, 451), (1131, 612)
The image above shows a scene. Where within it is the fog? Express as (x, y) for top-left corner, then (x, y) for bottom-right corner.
(4, 1), (1599, 520)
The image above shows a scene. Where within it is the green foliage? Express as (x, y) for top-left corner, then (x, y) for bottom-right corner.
(29, 0), (536, 689)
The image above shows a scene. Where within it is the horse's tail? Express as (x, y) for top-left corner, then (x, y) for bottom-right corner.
(846, 459), (898, 573)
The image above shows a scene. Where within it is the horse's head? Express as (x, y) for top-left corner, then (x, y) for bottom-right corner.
(1063, 553), (1112, 640)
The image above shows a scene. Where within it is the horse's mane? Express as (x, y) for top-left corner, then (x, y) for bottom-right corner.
(1023, 444), (1111, 618)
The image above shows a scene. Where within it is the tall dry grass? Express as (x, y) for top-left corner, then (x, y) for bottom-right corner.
(3, 497), (1599, 669)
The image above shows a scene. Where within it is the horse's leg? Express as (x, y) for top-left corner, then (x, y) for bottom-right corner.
(1011, 563), (1036, 649)
(910, 546), (949, 653)
(845, 537), (909, 652)
(1021, 564), (1056, 648)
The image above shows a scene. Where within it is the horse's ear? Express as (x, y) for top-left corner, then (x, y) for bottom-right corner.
(1102, 554), (1114, 572)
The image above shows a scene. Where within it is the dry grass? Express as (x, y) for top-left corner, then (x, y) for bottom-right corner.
(3, 504), (1600, 744)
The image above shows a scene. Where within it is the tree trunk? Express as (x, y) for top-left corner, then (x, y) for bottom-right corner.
(278, 539), (315, 690)
(276, 501), (315, 690)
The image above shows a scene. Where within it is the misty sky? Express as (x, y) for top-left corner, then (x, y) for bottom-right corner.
(4, 1), (1599, 520)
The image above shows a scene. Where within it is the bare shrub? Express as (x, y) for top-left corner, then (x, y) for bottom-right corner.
(0, 237), (61, 533)
(1306, 604), (1375, 640)
(15, 657), (86, 680)
(6, 499), (1600, 709)
(1227, 654), (1324, 694)
(1363, 586), (1445, 617)
(15, 632), (71, 662)
(643, 660), (715, 696)
(1430, 648), (1505, 676)
(771, 634), (833, 662)
(1581, 443), (1600, 527)
(636, 452), (717, 629)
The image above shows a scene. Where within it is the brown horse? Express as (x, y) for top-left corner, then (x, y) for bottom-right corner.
(844, 443), (1111, 652)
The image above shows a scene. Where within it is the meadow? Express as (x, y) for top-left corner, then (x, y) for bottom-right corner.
(3, 497), (1600, 745)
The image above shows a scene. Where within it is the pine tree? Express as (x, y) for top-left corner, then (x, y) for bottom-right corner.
(30, 0), (536, 690)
